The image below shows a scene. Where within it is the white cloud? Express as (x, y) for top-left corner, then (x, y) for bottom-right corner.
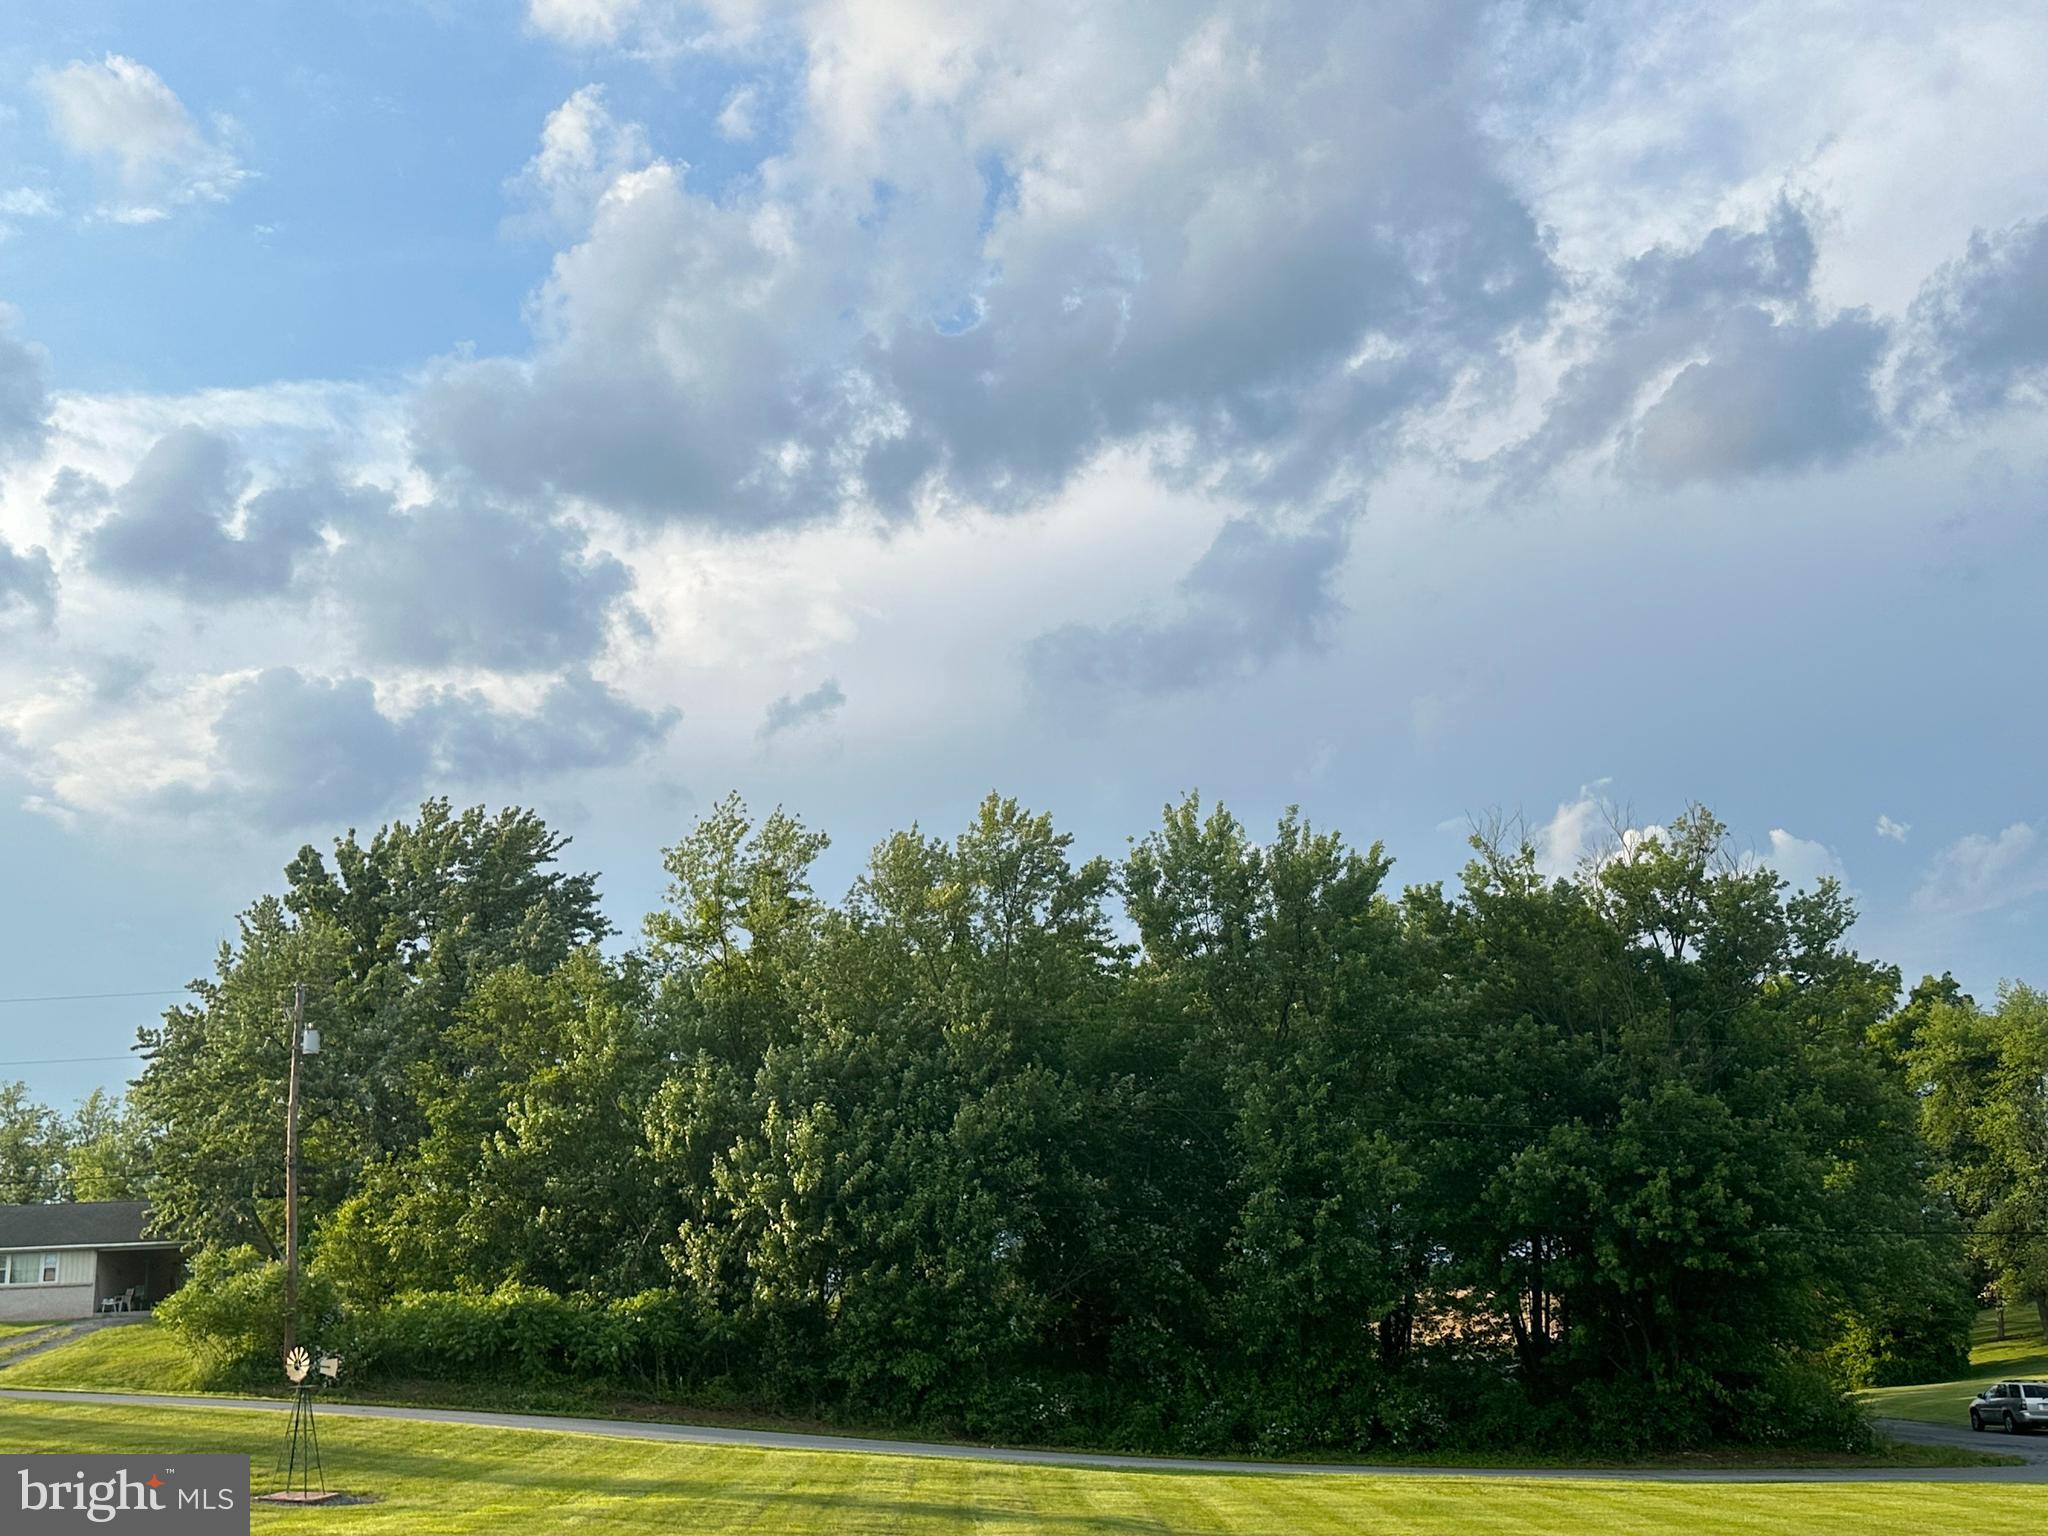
(1751, 828), (1848, 892)
(1534, 794), (1844, 894)
(0, 188), (58, 220)
(715, 83), (759, 141)
(527, 0), (645, 46)
(1876, 812), (1911, 842)
(505, 85), (650, 235)
(1533, 781), (1639, 879)
(32, 55), (245, 218)
(6, 0), (2048, 972)
(1912, 822), (2048, 916)
(1483, 1), (2048, 315)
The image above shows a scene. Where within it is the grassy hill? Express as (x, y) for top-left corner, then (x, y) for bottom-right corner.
(0, 1317), (204, 1391)
(1865, 1311), (2048, 1428)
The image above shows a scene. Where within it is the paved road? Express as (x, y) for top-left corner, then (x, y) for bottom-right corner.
(0, 1388), (2040, 1483)
(1877, 1414), (2048, 1467)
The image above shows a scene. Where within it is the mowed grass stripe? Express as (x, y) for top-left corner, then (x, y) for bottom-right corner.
(0, 1400), (2034, 1533)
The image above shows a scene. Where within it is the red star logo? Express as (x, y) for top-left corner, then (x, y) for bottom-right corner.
(147, 1476), (163, 1488)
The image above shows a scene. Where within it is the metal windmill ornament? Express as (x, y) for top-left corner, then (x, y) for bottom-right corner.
(265, 1345), (343, 1504)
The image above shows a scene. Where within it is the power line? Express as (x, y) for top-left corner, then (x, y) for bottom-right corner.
(0, 1054), (142, 1068)
(0, 989), (186, 1005)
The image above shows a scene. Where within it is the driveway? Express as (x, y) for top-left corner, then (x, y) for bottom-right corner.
(1875, 1415), (2048, 1468)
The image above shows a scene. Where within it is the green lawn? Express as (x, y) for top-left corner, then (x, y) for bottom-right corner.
(0, 1399), (2031, 1535)
(0, 1318), (205, 1391)
(1865, 1310), (2048, 1427)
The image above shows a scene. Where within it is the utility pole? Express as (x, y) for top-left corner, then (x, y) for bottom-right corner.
(284, 981), (305, 1353)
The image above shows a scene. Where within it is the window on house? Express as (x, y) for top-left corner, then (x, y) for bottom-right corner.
(40, 1254), (58, 1284)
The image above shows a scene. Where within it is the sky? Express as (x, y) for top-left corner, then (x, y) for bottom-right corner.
(2, 0), (2046, 1106)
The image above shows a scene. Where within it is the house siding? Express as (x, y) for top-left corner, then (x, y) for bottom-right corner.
(2, 1249), (95, 1286)
(0, 1249), (180, 1322)
(0, 1281), (95, 1322)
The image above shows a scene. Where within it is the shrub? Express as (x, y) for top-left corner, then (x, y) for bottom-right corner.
(1718, 1357), (1878, 1453)
(337, 1284), (717, 1392)
(156, 1247), (342, 1388)
(1826, 1295), (1975, 1389)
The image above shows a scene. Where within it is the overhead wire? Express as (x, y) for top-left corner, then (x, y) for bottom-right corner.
(0, 989), (187, 1004)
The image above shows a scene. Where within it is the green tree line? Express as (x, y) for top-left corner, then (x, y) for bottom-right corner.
(0, 1084), (149, 1205)
(10, 795), (2037, 1453)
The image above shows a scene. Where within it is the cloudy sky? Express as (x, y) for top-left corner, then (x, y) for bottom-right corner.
(3, 0), (2046, 1102)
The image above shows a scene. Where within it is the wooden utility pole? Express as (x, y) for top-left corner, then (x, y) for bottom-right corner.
(284, 981), (305, 1352)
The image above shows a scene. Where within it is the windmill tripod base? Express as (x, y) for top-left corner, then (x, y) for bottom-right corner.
(259, 1384), (345, 1504)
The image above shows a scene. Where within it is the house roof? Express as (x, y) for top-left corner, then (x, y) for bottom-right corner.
(0, 1201), (176, 1251)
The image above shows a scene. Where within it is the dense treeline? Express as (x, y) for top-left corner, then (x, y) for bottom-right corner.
(0, 1083), (148, 1206)
(55, 796), (2012, 1450)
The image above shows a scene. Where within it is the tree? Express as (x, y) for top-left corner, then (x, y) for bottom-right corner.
(1122, 797), (1418, 1445)
(321, 952), (678, 1300)
(0, 1082), (69, 1203)
(66, 1089), (153, 1203)
(647, 795), (1127, 1431)
(132, 801), (606, 1255)
(138, 790), (1990, 1455)
(0, 1085), (155, 1205)
(1911, 983), (2048, 1338)
(1425, 809), (1962, 1439)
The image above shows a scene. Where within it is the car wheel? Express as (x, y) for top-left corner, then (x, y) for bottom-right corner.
(2005, 1411), (2017, 1432)
(1971, 1409), (1983, 1431)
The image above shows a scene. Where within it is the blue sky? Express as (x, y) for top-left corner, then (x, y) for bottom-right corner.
(2, 0), (2046, 1105)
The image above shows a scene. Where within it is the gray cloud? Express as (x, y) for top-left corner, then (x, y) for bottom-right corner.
(186, 665), (677, 831)
(74, 422), (633, 668)
(409, 171), (829, 526)
(1626, 307), (1888, 486)
(1911, 214), (2048, 413)
(326, 497), (634, 671)
(424, 668), (678, 779)
(759, 677), (845, 739)
(1027, 511), (1350, 697)
(0, 316), (51, 464)
(1620, 199), (1817, 321)
(85, 427), (326, 599)
(0, 537), (57, 631)
(200, 667), (428, 831)
(82, 651), (153, 703)
(414, 4), (1555, 530)
(1500, 199), (1889, 486)
(44, 466), (112, 528)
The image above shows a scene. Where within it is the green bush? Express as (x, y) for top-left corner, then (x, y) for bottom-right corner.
(337, 1285), (716, 1392)
(156, 1255), (1889, 1457)
(1718, 1357), (1878, 1453)
(155, 1248), (342, 1387)
(1826, 1295), (1976, 1389)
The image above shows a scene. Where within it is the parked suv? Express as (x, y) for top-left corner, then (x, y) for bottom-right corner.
(1969, 1381), (2048, 1432)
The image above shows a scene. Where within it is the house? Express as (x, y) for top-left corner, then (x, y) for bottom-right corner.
(0, 1201), (185, 1323)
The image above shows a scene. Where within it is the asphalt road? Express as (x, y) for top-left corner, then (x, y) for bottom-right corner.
(0, 1388), (2040, 1483)
(1876, 1414), (2048, 1467)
